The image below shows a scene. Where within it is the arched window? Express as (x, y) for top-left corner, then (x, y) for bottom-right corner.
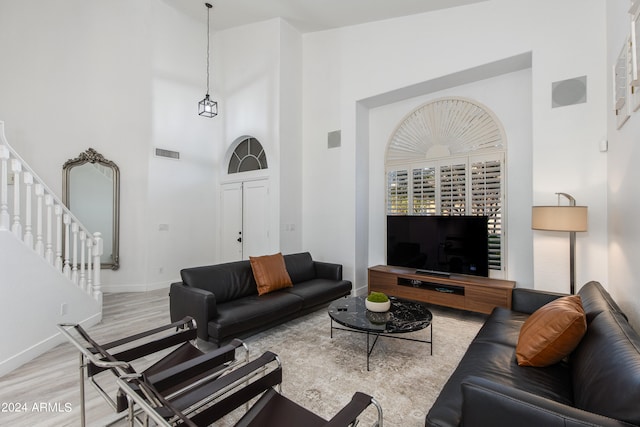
(385, 97), (506, 273)
(228, 137), (268, 174)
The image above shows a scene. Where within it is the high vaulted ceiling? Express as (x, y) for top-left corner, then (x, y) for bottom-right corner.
(165, 0), (486, 33)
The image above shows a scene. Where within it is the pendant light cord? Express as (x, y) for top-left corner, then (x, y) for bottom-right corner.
(205, 3), (212, 96)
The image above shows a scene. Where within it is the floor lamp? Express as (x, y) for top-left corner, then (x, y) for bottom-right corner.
(532, 193), (588, 295)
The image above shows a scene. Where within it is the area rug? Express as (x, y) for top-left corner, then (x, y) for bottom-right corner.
(220, 305), (486, 427)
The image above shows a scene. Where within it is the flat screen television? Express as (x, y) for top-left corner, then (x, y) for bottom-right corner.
(387, 215), (489, 277)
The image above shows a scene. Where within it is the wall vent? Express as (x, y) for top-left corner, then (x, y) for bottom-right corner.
(328, 130), (341, 149)
(155, 148), (180, 160)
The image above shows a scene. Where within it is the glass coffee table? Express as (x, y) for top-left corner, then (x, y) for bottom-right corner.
(328, 296), (433, 370)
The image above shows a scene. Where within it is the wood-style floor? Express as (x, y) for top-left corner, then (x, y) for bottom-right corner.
(0, 288), (176, 427)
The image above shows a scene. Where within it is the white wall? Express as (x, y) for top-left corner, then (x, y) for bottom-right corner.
(143, 0), (221, 287)
(606, 0), (640, 328)
(302, 0), (608, 293)
(0, 232), (101, 376)
(216, 18), (304, 257)
(0, 0), (227, 291)
(279, 20), (304, 254)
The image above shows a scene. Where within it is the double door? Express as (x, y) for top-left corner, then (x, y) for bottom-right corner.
(220, 179), (270, 262)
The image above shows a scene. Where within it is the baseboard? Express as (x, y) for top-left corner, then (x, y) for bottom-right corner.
(353, 283), (368, 296)
(101, 281), (172, 293)
(0, 312), (102, 377)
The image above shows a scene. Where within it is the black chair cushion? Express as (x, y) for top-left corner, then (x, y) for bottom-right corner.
(235, 388), (326, 427)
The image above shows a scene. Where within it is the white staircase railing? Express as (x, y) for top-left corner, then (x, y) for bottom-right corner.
(0, 121), (102, 305)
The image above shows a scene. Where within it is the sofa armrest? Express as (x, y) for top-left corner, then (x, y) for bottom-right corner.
(314, 261), (343, 281)
(511, 288), (566, 314)
(169, 282), (218, 341)
(461, 377), (633, 427)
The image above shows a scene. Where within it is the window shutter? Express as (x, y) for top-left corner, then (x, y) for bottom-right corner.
(440, 163), (466, 216)
(387, 170), (409, 214)
(412, 167), (436, 215)
(471, 159), (502, 270)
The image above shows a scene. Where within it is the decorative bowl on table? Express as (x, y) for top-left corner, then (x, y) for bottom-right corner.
(365, 292), (391, 312)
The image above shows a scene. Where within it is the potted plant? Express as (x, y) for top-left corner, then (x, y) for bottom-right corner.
(366, 291), (391, 312)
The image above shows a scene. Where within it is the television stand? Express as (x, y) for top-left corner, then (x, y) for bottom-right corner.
(415, 269), (450, 278)
(368, 265), (515, 315)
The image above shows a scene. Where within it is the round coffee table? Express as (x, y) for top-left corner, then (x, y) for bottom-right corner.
(328, 296), (433, 370)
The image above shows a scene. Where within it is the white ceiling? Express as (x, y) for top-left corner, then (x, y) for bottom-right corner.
(164, 0), (486, 33)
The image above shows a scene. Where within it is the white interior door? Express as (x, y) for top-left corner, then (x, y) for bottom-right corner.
(220, 182), (243, 262)
(220, 179), (270, 262)
(242, 179), (270, 258)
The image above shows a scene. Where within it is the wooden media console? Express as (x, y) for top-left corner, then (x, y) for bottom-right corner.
(368, 265), (515, 315)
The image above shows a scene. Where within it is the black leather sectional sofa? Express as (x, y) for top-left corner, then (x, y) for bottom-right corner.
(426, 281), (640, 427)
(169, 252), (352, 347)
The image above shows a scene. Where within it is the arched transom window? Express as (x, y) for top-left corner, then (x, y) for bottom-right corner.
(228, 137), (268, 174)
(385, 97), (506, 273)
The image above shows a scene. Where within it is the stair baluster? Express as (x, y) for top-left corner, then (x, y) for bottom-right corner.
(34, 183), (44, 256)
(0, 145), (9, 230)
(71, 222), (79, 284)
(79, 230), (87, 290)
(23, 172), (34, 248)
(62, 213), (71, 277)
(55, 205), (63, 271)
(10, 159), (22, 238)
(45, 195), (54, 265)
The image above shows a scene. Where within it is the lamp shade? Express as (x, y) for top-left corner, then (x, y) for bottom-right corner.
(531, 206), (588, 232)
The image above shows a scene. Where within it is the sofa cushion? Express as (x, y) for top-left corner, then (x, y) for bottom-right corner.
(208, 291), (304, 340)
(180, 261), (257, 303)
(250, 253), (293, 296)
(472, 307), (528, 347)
(578, 281), (627, 323)
(515, 295), (586, 367)
(284, 279), (352, 308)
(283, 252), (316, 283)
(572, 310), (640, 425)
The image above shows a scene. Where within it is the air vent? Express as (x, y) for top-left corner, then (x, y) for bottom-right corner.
(155, 148), (180, 160)
(328, 130), (341, 149)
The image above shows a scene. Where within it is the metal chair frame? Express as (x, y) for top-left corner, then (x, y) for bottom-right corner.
(116, 350), (383, 427)
(57, 317), (248, 426)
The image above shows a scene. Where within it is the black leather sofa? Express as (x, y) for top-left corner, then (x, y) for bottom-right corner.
(169, 252), (352, 347)
(426, 281), (640, 427)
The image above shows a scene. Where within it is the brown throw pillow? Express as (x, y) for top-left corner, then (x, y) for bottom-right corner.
(516, 295), (587, 367)
(250, 253), (293, 296)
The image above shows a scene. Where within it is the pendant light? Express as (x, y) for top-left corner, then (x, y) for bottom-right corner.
(198, 2), (218, 117)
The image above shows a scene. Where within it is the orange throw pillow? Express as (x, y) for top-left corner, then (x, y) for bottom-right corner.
(250, 253), (293, 296)
(516, 295), (587, 367)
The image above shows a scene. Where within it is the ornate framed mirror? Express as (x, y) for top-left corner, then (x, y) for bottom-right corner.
(63, 148), (120, 270)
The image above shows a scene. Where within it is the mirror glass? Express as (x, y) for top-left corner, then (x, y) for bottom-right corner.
(63, 148), (120, 269)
